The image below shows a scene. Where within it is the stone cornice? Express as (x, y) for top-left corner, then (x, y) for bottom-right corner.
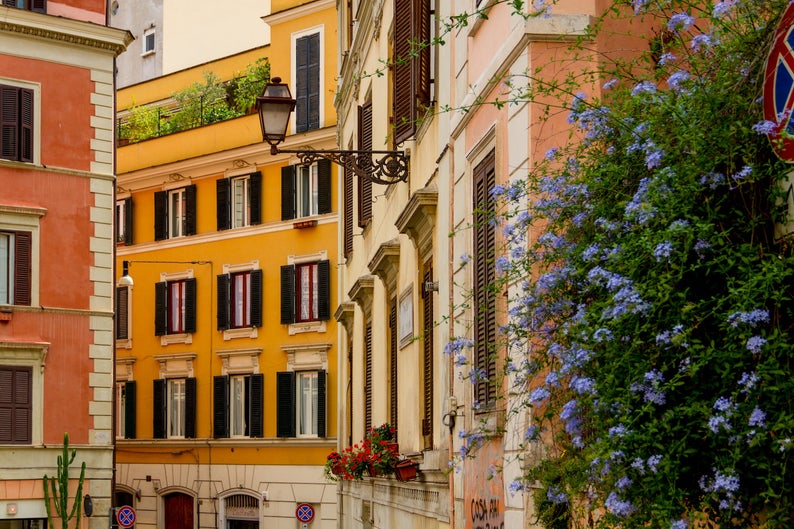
(368, 239), (400, 294)
(395, 185), (438, 257)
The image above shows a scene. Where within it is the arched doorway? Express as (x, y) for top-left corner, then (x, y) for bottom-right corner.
(163, 492), (194, 529)
(223, 493), (260, 529)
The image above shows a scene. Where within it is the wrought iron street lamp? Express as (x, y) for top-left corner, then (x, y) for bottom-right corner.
(256, 77), (409, 185)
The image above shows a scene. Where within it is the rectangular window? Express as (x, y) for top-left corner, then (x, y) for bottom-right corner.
(231, 176), (250, 228)
(0, 365), (32, 444)
(0, 230), (31, 306)
(295, 32), (320, 133)
(154, 185), (196, 240)
(142, 28), (156, 55)
(217, 269), (262, 331)
(217, 172), (261, 230)
(115, 198), (133, 244)
(281, 160), (331, 221)
(0, 84), (34, 163)
(115, 285), (130, 340)
(168, 378), (186, 438)
(392, 0), (431, 144)
(154, 278), (197, 336)
(276, 370), (326, 438)
(1, 0), (46, 12)
(213, 374), (263, 438)
(280, 260), (330, 324)
(116, 380), (136, 439)
(154, 378), (195, 439)
(231, 272), (251, 328)
(297, 165), (319, 218)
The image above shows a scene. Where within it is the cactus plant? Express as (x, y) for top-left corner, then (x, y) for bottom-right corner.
(43, 433), (85, 529)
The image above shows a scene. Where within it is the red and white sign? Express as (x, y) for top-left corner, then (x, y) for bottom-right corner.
(295, 503), (315, 523)
(117, 505), (136, 528)
(764, 1), (794, 161)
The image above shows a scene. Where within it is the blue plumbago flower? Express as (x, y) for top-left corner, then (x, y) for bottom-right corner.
(647, 455), (662, 473)
(545, 371), (560, 387)
(574, 106), (613, 140)
(615, 476), (633, 490)
(749, 406), (766, 428)
(444, 337), (474, 355)
(727, 309), (769, 327)
(746, 335), (766, 354)
(738, 371), (758, 393)
(633, 0), (650, 15)
(455, 353), (467, 367)
(630, 369), (666, 405)
(694, 238), (711, 259)
(669, 219), (689, 230)
(603, 78), (618, 90)
(701, 469), (740, 495)
(734, 165), (752, 181)
(508, 480), (525, 494)
(459, 253), (471, 266)
(547, 486), (568, 504)
(631, 457), (646, 474)
(671, 520), (688, 529)
(560, 399), (582, 435)
(609, 424), (630, 437)
(654, 241), (674, 262)
(524, 425), (539, 441)
(632, 80), (657, 96)
(658, 52), (676, 66)
(645, 147), (664, 169)
(603, 285), (651, 319)
(708, 415), (731, 433)
(570, 375), (597, 395)
(593, 327), (613, 342)
(713, 0), (738, 17)
(667, 12), (695, 31)
(605, 492), (636, 517)
(691, 33), (715, 51)
(714, 396), (736, 413)
(490, 183), (506, 196)
(700, 171), (725, 189)
(530, 386), (550, 403)
(544, 147), (559, 160)
(667, 70), (690, 91)
(495, 256), (511, 275)
(582, 243), (601, 261)
(532, 0), (552, 17)
(752, 120), (777, 135)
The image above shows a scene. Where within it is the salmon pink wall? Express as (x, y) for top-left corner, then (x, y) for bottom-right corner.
(0, 55), (94, 171)
(47, 0), (105, 23)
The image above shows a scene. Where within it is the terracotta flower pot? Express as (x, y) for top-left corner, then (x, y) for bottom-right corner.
(394, 459), (419, 482)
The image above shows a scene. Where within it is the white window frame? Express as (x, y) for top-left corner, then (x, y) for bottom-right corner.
(159, 269), (194, 346)
(229, 374), (248, 438)
(115, 197), (129, 243)
(287, 251), (327, 335)
(0, 205), (43, 307)
(222, 261), (259, 341)
(115, 358), (135, 439)
(0, 341), (48, 446)
(167, 378), (186, 439)
(142, 27), (156, 56)
(0, 231), (15, 305)
(0, 77), (41, 166)
(297, 371), (319, 437)
(168, 188), (186, 239)
(290, 25), (325, 134)
(296, 163), (319, 218)
(230, 175), (251, 228)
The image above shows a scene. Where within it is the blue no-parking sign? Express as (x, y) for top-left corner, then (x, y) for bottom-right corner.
(295, 503), (315, 523)
(764, 1), (794, 161)
(117, 505), (136, 528)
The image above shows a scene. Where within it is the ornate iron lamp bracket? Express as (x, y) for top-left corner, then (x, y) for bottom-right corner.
(278, 148), (409, 185)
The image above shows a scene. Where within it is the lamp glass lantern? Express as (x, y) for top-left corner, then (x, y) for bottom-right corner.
(256, 77), (296, 154)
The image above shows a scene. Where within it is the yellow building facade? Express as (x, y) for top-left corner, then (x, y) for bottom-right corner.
(113, 2), (339, 529)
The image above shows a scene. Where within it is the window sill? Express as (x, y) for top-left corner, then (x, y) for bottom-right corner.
(160, 333), (192, 346)
(288, 321), (326, 336)
(223, 327), (258, 341)
(116, 338), (132, 349)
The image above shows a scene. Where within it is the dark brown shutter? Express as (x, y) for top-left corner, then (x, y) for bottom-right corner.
(216, 178), (230, 231)
(317, 159), (332, 214)
(393, 0), (414, 144)
(154, 282), (167, 336)
(280, 264), (295, 324)
(185, 377), (197, 438)
(276, 371), (296, 437)
(184, 184), (197, 236)
(19, 88), (32, 162)
(31, 0), (46, 13)
(0, 366), (31, 444)
(317, 370), (327, 438)
(295, 33), (320, 132)
(249, 171), (262, 225)
(250, 269), (263, 327)
(417, 0), (431, 108)
(365, 323), (372, 434)
(13, 231), (31, 306)
(153, 379), (166, 439)
(216, 274), (230, 331)
(124, 381), (136, 439)
(154, 191), (168, 240)
(123, 197), (134, 245)
(116, 286), (129, 340)
(343, 163), (353, 257)
(317, 260), (330, 321)
(358, 103), (372, 227)
(281, 165), (296, 220)
(473, 151), (497, 408)
(249, 373), (264, 438)
(0, 86), (19, 161)
(184, 277), (197, 333)
(213, 375), (229, 438)
(389, 299), (398, 430)
(1, 0), (16, 7)
(421, 261), (433, 443)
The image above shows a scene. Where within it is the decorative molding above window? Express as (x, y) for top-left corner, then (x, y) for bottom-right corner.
(115, 357), (136, 381)
(216, 348), (262, 375)
(154, 353), (197, 379)
(334, 301), (356, 337)
(368, 238), (400, 293)
(348, 275), (376, 314)
(396, 184), (438, 258)
(281, 342), (331, 372)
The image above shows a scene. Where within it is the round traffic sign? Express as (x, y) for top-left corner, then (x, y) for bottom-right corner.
(295, 503), (315, 523)
(117, 505), (136, 528)
(763, 1), (794, 161)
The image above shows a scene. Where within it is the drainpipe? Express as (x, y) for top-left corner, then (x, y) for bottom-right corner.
(444, 139), (456, 529)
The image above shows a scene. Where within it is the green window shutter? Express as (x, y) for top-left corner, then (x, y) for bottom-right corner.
(216, 274), (230, 331)
(124, 381), (137, 439)
(184, 278), (197, 333)
(216, 178), (231, 231)
(213, 375), (229, 438)
(249, 373), (264, 438)
(280, 264), (295, 324)
(317, 260), (331, 321)
(281, 165), (296, 220)
(154, 191), (168, 240)
(154, 282), (167, 336)
(250, 269), (263, 328)
(185, 377), (197, 439)
(249, 171), (262, 225)
(276, 371), (296, 437)
(185, 184), (197, 236)
(153, 379), (166, 439)
(317, 159), (332, 214)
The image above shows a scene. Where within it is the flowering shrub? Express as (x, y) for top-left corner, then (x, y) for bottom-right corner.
(324, 424), (399, 481)
(449, 1), (794, 528)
